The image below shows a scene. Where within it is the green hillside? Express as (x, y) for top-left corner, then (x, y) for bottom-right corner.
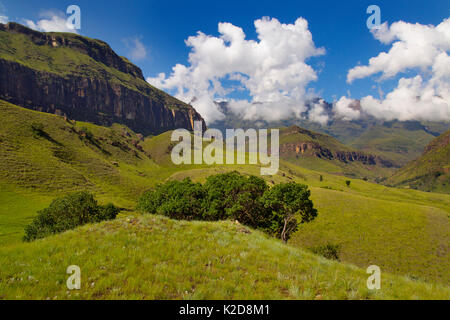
(0, 99), (185, 209)
(278, 126), (397, 181)
(349, 122), (438, 166)
(387, 131), (450, 193)
(1, 101), (449, 298)
(279, 126), (353, 151)
(1, 213), (448, 300)
(166, 163), (450, 285)
(213, 104), (449, 168)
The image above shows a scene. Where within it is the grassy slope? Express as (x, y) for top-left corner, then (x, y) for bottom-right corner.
(0, 184), (51, 245)
(0, 214), (448, 300)
(0, 100), (209, 243)
(387, 131), (450, 193)
(0, 102), (449, 297)
(169, 162), (450, 285)
(350, 124), (436, 166)
(278, 126), (397, 180)
(0, 100), (176, 203)
(214, 114), (449, 167)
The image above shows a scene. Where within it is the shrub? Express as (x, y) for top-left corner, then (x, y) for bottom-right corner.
(309, 244), (340, 261)
(202, 172), (268, 226)
(79, 126), (94, 141)
(24, 192), (119, 242)
(137, 173), (318, 242)
(261, 183), (318, 242)
(345, 180), (351, 187)
(137, 178), (205, 220)
(30, 122), (45, 136)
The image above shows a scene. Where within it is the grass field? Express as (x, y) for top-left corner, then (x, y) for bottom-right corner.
(0, 101), (449, 299)
(386, 130), (450, 193)
(1, 214), (448, 300)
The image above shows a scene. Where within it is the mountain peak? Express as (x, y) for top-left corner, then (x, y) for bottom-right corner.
(0, 22), (144, 79)
(0, 23), (205, 135)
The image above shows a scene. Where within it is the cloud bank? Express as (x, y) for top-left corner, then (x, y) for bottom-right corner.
(336, 18), (450, 122)
(24, 10), (78, 33)
(147, 17), (325, 124)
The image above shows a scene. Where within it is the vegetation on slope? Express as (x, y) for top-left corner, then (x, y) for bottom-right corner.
(349, 122), (439, 166)
(278, 126), (397, 181)
(0, 101), (449, 292)
(213, 103), (449, 167)
(24, 192), (119, 242)
(0, 99), (177, 206)
(1, 214), (449, 300)
(386, 131), (450, 193)
(169, 162), (450, 285)
(138, 172), (317, 242)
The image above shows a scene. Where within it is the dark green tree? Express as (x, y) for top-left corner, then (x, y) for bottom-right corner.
(137, 178), (205, 220)
(202, 171), (269, 227)
(261, 183), (317, 242)
(24, 192), (119, 241)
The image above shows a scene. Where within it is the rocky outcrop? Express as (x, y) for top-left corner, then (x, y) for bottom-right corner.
(281, 142), (395, 167)
(0, 23), (205, 136)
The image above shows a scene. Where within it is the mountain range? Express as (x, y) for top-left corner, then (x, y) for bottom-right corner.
(213, 100), (450, 168)
(0, 23), (449, 299)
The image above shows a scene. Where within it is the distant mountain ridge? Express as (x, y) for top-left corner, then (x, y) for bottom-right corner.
(280, 126), (395, 167)
(278, 126), (397, 181)
(387, 131), (450, 193)
(212, 100), (449, 167)
(0, 22), (205, 136)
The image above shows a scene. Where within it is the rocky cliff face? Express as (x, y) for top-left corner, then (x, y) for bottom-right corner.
(0, 23), (205, 136)
(280, 142), (395, 167)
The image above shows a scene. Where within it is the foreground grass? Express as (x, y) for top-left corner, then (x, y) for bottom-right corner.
(1, 101), (449, 291)
(0, 184), (51, 245)
(168, 163), (450, 285)
(292, 188), (450, 285)
(0, 214), (448, 300)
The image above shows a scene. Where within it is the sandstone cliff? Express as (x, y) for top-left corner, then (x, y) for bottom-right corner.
(280, 142), (395, 167)
(0, 22), (205, 136)
(279, 126), (396, 169)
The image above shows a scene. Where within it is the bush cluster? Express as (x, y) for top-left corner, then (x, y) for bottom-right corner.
(309, 243), (340, 261)
(24, 192), (120, 242)
(137, 172), (318, 242)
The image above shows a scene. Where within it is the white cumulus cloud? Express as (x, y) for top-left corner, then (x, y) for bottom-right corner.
(123, 37), (148, 61)
(0, 1), (8, 24)
(147, 17), (325, 124)
(336, 18), (450, 122)
(308, 99), (330, 124)
(24, 10), (78, 33)
(334, 96), (361, 121)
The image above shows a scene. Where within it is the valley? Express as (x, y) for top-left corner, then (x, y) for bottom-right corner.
(0, 21), (448, 300)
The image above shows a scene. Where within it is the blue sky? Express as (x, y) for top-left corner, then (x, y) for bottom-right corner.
(1, 0), (449, 123)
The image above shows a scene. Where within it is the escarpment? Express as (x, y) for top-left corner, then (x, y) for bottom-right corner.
(279, 126), (396, 168)
(280, 142), (395, 167)
(0, 22), (205, 136)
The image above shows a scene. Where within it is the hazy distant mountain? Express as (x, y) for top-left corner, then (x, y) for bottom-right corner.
(211, 100), (450, 167)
